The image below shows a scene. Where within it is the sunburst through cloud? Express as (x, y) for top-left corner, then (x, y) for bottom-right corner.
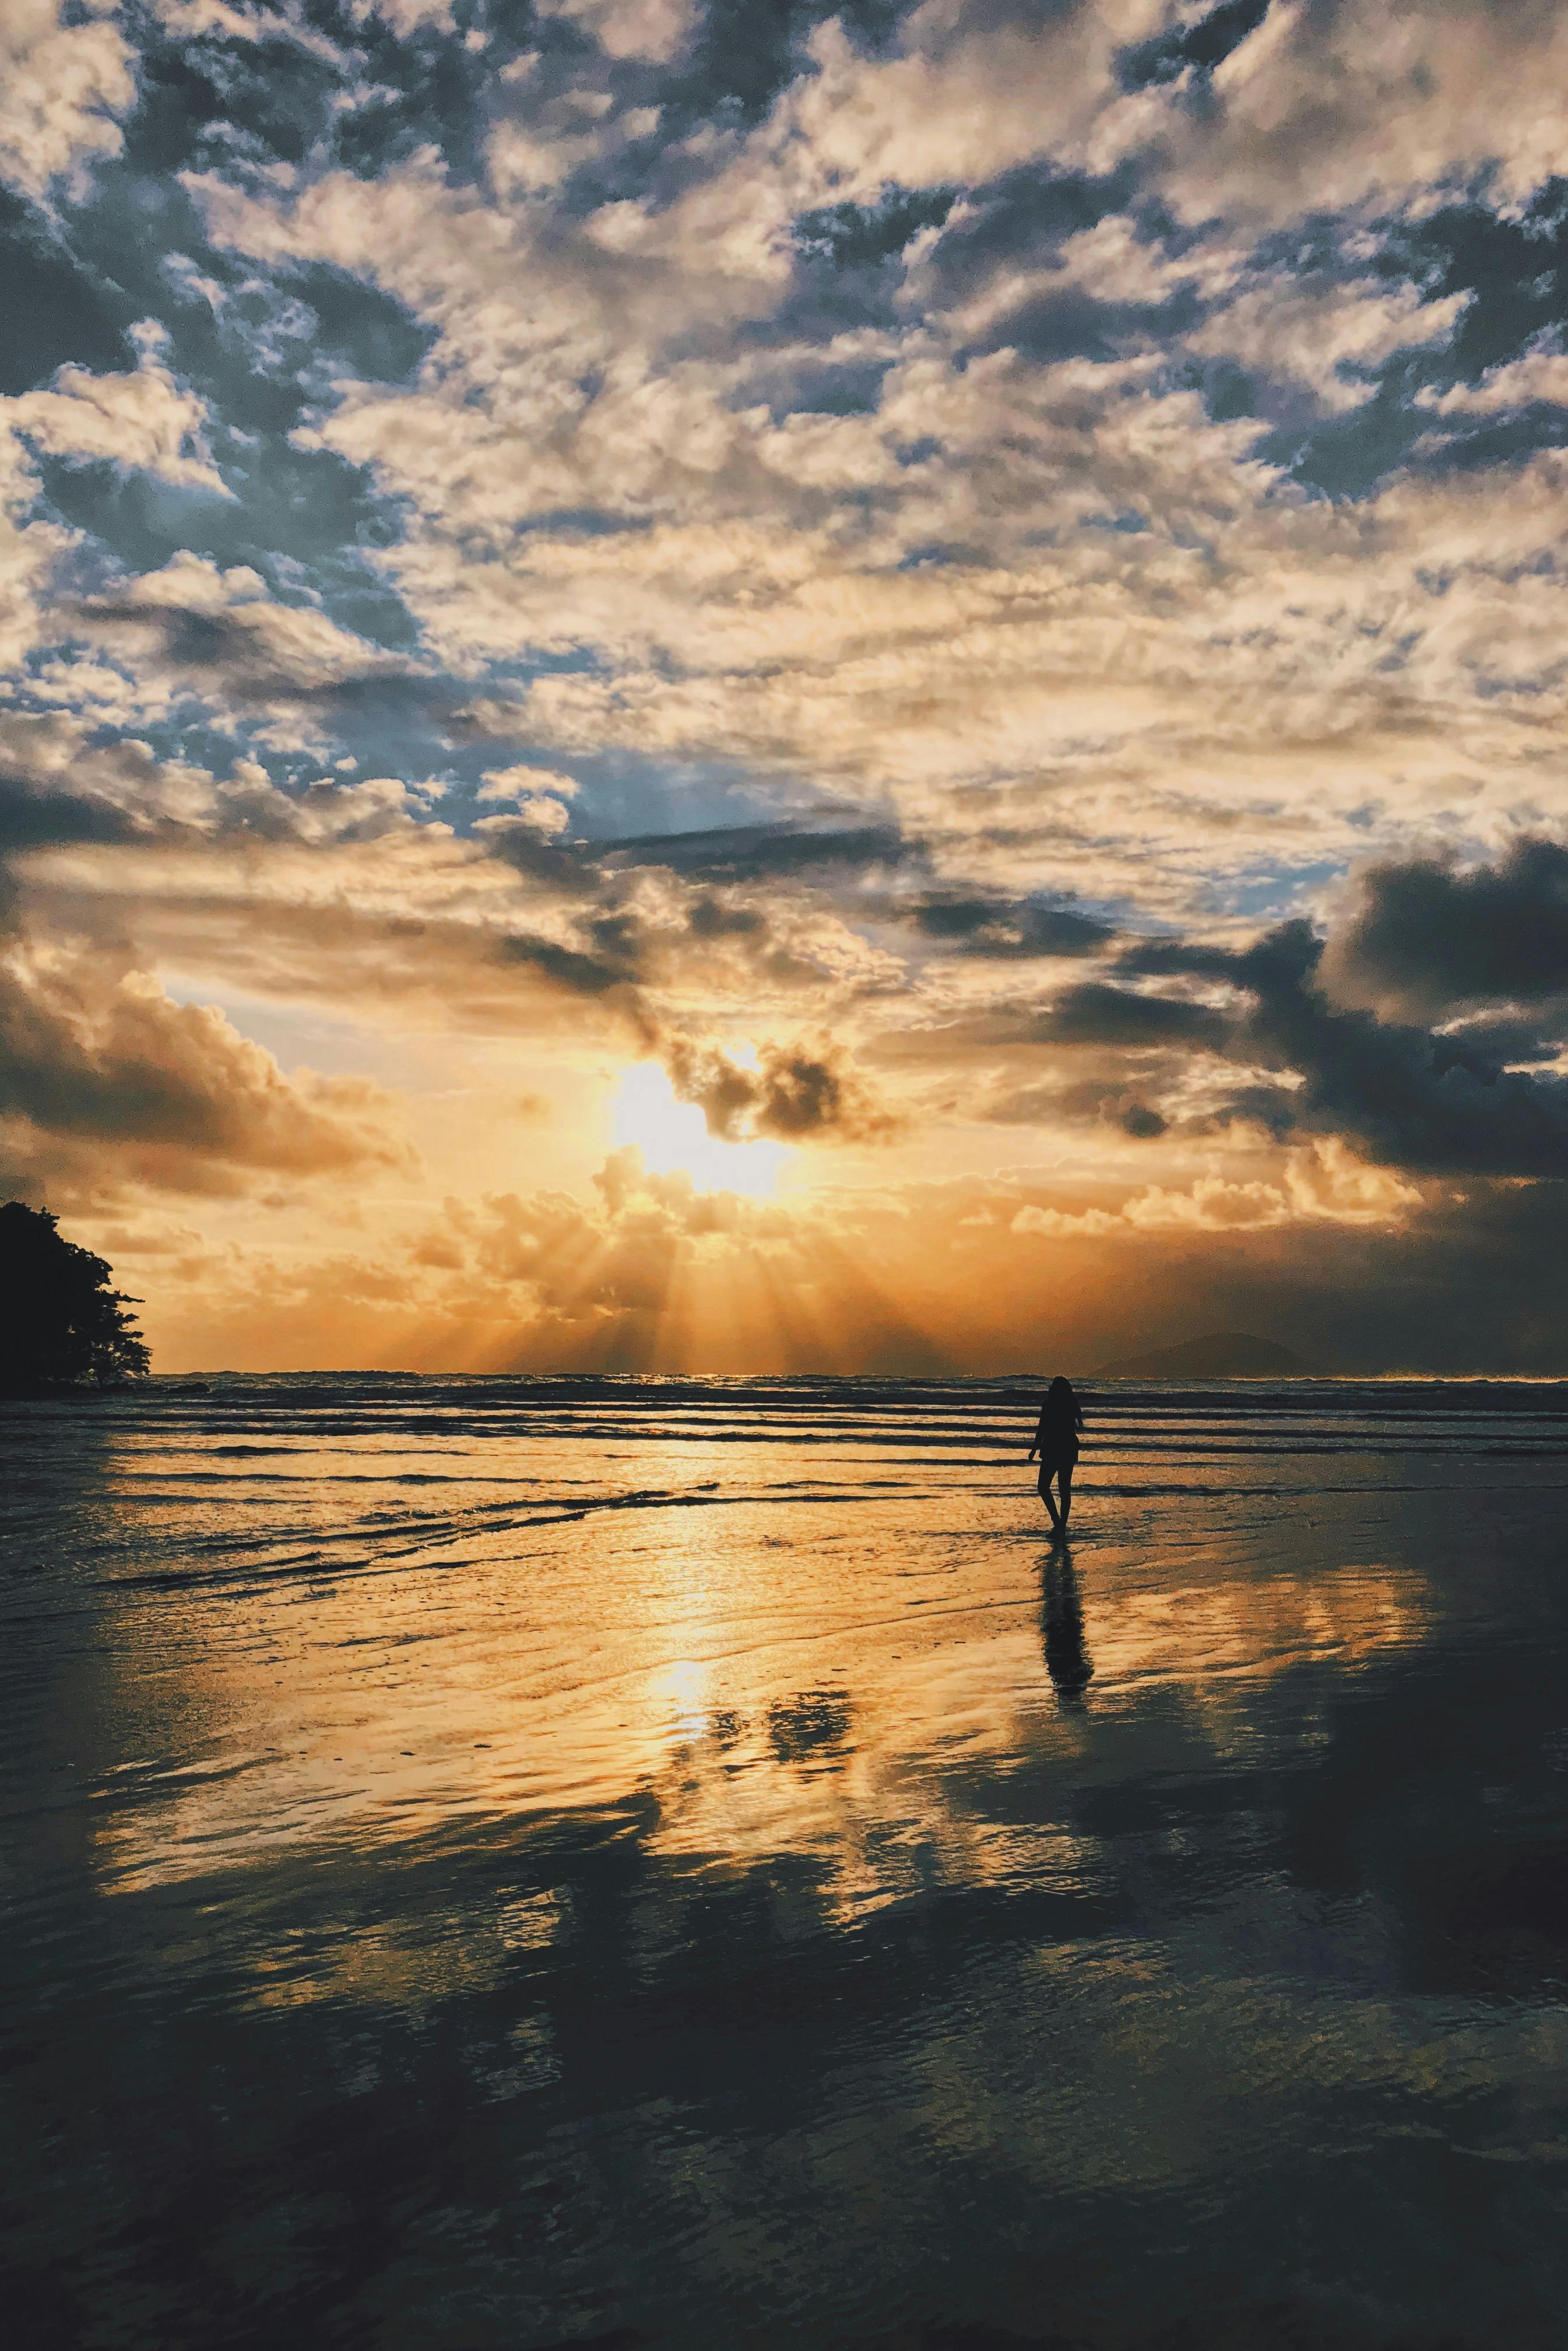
(611, 1062), (790, 1198)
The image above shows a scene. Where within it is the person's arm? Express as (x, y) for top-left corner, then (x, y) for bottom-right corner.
(1027, 1409), (1043, 1460)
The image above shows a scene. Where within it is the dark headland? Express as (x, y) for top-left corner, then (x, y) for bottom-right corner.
(1094, 1331), (1317, 1379)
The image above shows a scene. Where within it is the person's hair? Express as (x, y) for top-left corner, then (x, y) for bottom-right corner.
(1047, 1375), (1074, 1401)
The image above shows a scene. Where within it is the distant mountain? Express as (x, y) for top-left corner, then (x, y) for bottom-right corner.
(1092, 1331), (1317, 1380)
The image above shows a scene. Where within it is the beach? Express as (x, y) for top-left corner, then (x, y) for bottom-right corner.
(4, 1375), (1568, 2349)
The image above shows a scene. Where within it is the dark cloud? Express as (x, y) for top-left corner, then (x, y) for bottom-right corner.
(670, 0), (908, 131)
(984, 1070), (1173, 1133)
(484, 853), (855, 1019)
(602, 820), (911, 881)
(1242, 921), (1568, 1177)
(0, 766), (188, 929)
(921, 160), (1116, 293)
(1119, 0), (1272, 91)
(1439, 1016), (1566, 1066)
(663, 1031), (899, 1143)
(908, 162), (1144, 375)
(0, 775), (140, 858)
(1111, 916), (1568, 1177)
(973, 278), (1191, 370)
(511, 836), (1114, 1006)
(1262, 173), (1568, 497)
(1279, 1178), (1567, 1372)
(930, 876), (1568, 1174)
(1116, 936), (1240, 982)
(479, 819), (602, 894)
(687, 893), (768, 939)
(1387, 193), (1568, 398)
(496, 932), (641, 999)
(1322, 835), (1568, 1018)
(794, 187), (957, 270)
(1028, 982), (1231, 1050)
(71, 590), (422, 708)
(1196, 1082), (1300, 1139)
(909, 893), (1115, 957)
(0, 190), (133, 397)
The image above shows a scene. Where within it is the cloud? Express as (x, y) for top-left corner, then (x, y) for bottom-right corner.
(1011, 1201), (1122, 1238)
(1121, 1173), (1290, 1230)
(1280, 1132), (1422, 1224)
(356, 0), (456, 29)
(130, 1147), (1568, 1376)
(1417, 342), (1568, 417)
(0, 1), (136, 203)
(1138, 0), (1568, 226)
(758, 2), (1158, 226)
(497, 925), (648, 1002)
(1010, 1138), (1418, 1240)
(72, 553), (419, 711)
(178, 117), (1568, 939)
(476, 764), (579, 803)
(1186, 271), (1467, 413)
(0, 714), (442, 864)
(662, 1030), (900, 1143)
(0, 933), (408, 1199)
(916, 982), (1230, 1065)
(535, 0), (698, 65)
(3, 724), (896, 1074)
(891, 857), (1568, 1180)
(3, 335), (231, 494)
(0, 423), (71, 671)
(475, 764), (579, 833)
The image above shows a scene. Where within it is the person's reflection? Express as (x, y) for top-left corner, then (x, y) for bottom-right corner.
(1042, 1547), (1093, 1704)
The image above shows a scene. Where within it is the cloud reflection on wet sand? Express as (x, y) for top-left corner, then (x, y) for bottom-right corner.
(4, 1377), (1568, 2349)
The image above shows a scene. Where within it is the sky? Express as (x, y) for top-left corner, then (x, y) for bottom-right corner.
(5, 0), (1568, 1374)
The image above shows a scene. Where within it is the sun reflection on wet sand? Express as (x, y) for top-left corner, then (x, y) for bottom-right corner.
(86, 1464), (1432, 1897)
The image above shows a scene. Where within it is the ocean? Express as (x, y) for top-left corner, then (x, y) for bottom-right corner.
(4, 1374), (1567, 2349)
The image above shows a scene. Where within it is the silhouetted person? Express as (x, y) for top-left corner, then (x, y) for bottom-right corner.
(1027, 1374), (1083, 1532)
(1042, 1547), (1092, 1703)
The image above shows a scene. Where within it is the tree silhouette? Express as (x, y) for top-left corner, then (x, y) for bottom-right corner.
(0, 1202), (150, 1390)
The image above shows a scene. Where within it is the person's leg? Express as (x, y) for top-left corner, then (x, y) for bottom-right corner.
(1039, 1465), (1062, 1528)
(1058, 1462), (1074, 1527)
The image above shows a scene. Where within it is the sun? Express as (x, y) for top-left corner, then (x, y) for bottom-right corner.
(611, 1064), (787, 1198)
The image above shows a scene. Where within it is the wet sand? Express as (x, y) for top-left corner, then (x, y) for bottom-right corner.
(4, 1375), (1568, 2349)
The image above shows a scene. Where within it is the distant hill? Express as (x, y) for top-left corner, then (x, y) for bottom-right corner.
(1092, 1331), (1317, 1380)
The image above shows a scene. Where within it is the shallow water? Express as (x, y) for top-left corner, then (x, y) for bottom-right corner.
(4, 1374), (1568, 2350)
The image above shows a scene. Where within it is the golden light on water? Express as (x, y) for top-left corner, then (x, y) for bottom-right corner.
(611, 1064), (789, 1198)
